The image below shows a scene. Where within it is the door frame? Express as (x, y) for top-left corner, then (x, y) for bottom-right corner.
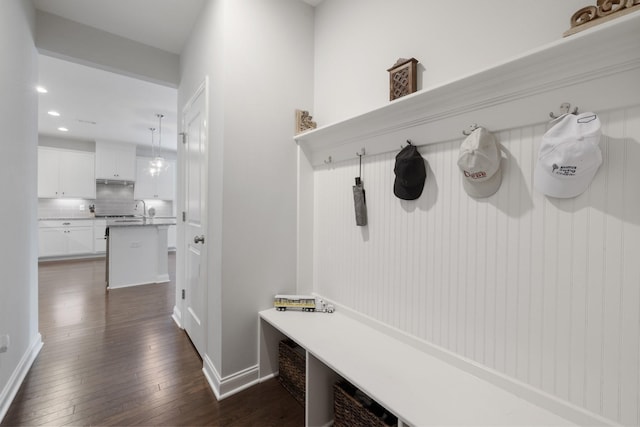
(175, 77), (209, 340)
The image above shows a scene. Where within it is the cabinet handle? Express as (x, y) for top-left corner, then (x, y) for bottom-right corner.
(194, 235), (205, 244)
(62, 222), (71, 225)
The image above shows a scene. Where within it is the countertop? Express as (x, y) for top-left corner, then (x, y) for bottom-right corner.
(39, 217), (96, 221)
(106, 217), (176, 227)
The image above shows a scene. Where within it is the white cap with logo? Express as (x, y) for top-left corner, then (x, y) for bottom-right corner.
(457, 127), (502, 198)
(534, 112), (602, 198)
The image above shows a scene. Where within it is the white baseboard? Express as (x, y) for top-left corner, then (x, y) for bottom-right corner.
(107, 280), (165, 290)
(155, 273), (170, 283)
(171, 305), (183, 329)
(202, 355), (260, 400)
(259, 372), (277, 382)
(0, 333), (43, 422)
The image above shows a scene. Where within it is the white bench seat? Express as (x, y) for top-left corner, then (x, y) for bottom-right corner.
(259, 308), (574, 427)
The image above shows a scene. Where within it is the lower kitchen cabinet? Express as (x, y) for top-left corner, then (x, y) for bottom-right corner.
(39, 220), (94, 257)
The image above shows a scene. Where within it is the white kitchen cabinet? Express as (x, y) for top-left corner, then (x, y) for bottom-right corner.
(94, 219), (107, 253)
(95, 141), (136, 181)
(134, 157), (175, 200)
(39, 220), (94, 257)
(37, 147), (96, 199)
(38, 228), (68, 257)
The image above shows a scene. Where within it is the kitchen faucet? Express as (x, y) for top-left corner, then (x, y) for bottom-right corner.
(135, 200), (147, 217)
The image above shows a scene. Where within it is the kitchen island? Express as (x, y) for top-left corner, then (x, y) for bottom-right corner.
(106, 217), (176, 290)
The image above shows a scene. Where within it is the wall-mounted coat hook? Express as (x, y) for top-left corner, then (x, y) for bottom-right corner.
(324, 156), (332, 165)
(356, 148), (366, 157)
(549, 102), (579, 119)
(462, 124), (480, 136)
(400, 139), (412, 149)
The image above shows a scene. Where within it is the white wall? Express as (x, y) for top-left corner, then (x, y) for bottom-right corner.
(313, 0), (587, 125)
(178, 0), (314, 391)
(0, 0), (42, 420)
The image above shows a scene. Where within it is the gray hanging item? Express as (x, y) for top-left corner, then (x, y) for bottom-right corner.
(352, 151), (367, 226)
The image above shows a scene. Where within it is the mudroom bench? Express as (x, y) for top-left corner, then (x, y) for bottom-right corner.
(258, 307), (575, 427)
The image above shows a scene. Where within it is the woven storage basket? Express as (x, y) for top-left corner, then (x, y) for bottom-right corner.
(334, 382), (397, 427)
(278, 339), (305, 407)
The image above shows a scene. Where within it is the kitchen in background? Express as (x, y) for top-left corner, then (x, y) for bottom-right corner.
(37, 136), (177, 258)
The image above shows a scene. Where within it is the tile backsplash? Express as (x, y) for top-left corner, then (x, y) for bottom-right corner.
(38, 182), (174, 218)
(38, 198), (95, 219)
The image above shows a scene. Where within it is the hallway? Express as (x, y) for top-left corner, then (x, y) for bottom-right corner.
(1, 255), (303, 426)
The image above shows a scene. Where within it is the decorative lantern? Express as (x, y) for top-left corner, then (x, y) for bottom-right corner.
(387, 57), (419, 101)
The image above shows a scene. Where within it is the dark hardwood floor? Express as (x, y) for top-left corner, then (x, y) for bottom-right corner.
(1, 254), (304, 426)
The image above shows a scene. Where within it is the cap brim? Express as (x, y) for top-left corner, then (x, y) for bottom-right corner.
(462, 166), (502, 198)
(394, 178), (425, 200)
(534, 161), (597, 198)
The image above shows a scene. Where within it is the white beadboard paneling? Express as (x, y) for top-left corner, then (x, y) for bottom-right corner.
(312, 106), (640, 426)
(601, 110), (625, 422)
(620, 107), (640, 426)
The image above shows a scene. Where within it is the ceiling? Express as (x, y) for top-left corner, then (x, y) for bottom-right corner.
(33, 0), (206, 54)
(38, 55), (178, 150)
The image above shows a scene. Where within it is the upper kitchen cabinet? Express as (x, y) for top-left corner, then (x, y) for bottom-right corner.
(95, 141), (136, 181)
(38, 147), (96, 199)
(134, 157), (175, 200)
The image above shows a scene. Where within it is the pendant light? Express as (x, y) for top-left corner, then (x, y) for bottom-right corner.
(148, 127), (158, 176)
(149, 113), (167, 176)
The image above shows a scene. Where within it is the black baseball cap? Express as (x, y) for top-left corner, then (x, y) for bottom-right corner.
(393, 144), (426, 200)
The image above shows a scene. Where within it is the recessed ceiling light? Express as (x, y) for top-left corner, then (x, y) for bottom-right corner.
(48, 111), (60, 117)
(36, 86), (48, 93)
(57, 127), (69, 132)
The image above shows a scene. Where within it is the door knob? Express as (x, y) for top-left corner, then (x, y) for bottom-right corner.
(194, 235), (205, 244)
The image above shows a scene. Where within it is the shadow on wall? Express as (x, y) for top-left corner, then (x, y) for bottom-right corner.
(395, 134), (640, 224)
(492, 145), (534, 219)
(547, 137), (640, 226)
(398, 141), (533, 219)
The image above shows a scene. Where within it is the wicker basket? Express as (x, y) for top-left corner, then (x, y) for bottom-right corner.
(278, 339), (305, 407)
(333, 381), (397, 427)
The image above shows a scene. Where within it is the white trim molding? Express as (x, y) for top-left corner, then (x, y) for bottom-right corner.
(0, 333), (43, 422)
(202, 355), (260, 400)
(171, 305), (183, 329)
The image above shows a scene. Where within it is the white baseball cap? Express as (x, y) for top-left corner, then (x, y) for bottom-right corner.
(457, 127), (502, 198)
(534, 112), (602, 198)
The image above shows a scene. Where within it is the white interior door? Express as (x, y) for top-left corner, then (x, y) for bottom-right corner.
(182, 81), (208, 357)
